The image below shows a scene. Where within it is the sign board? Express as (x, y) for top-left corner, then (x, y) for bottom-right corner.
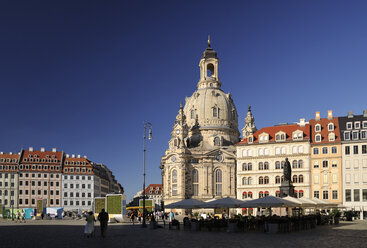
(94, 198), (106, 214)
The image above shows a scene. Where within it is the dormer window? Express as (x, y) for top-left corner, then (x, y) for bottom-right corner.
(363, 121), (367, 129)
(355, 122), (361, 129)
(315, 134), (321, 142)
(328, 123), (334, 131)
(248, 136), (253, 143)
(352, 131), (359, 140)
(259, 133), (268, 143)
(346, 122), (352, 129)
(315, 124), (321, 132)
(275, 132), (286, 142)
(344, 131), (350, 140)
(328, 133), (335, 141)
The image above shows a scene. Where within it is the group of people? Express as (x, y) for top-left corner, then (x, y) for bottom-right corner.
(84, 208), (109, 238)
(127, 210), (173, 224)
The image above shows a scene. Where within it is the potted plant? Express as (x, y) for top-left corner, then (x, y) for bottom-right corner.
(331, 208), (341, 224)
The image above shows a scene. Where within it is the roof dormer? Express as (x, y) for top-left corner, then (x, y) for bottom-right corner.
(275, 131), (286, 142)
(258, 133), (269, 143)
(292, 130), (304, 141)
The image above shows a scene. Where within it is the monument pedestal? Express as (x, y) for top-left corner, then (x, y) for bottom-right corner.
(280, 181), (295, 198)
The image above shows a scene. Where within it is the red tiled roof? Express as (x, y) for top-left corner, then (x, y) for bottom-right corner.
(237, 123), (310, 145)
(145, 184), (162, 195)
(309, 117), (341, 144)
(21, 150), (63, 163)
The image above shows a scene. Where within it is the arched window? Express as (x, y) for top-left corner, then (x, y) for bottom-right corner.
(299, 174), (304, 183)
(248, 192), (253, 198)
(213, 107), (219, 118)
(190, 109), (195, 119)
(264, 176), (269, 184)
(293, 175), (298, 183)
(264, 162), (269, 170)
(292, 146), (297, 154)
(214, 137), (220, 146)
(258, 148), (263, 156)
(281, 161), (285, 169)
(248, 177), (252, 185)
(242, 150), (247, 157)
(275, 161), (280, 169)
(259, 176), (264, 184)
(259, 191), (264, 198)
(298, 160), (303, 168)
(276, 190), (280, 197)
(248, 163), (252, 171)
(172, 170), (177, 196)
(215, 169), (222, 196)
(264, 148), (269, 155)
(292, 160), (297, 169)
(281, 134), (285, 140)
(174, 139), (178, 147)
(264, 191), (269, 197)
(242, 177), (247, 185)
(248, 137), (253, 143)
(192, 169), (199, 196)
(258, 162), (263, 170)
(299, 190), (304, 198)
(242, 192), (247, 199)
(275, 147), (280, 155)
(242, 163), (247, 171)
(275, 176), (281, 184)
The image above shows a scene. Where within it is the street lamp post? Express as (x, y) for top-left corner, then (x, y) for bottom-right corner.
(142, 122), (152, 228)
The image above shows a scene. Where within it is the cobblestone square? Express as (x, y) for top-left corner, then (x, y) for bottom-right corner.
(1, 219), (366, 248)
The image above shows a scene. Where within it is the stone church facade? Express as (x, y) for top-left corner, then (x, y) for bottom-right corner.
(160, 41), (240, 207)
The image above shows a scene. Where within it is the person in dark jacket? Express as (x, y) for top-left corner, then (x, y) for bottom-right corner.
(97, 209), (109, 238)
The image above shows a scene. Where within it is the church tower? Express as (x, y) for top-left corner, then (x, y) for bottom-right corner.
(160, 39), (240, 209)
(242, 105), (257, 138)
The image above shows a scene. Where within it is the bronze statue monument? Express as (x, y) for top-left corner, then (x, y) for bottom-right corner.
(279, 157), (295, 197)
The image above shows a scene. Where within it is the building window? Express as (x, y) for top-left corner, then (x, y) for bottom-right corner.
(298, 160), (303, 168)
(322, 147), (328, 154)
(355, 122), (361, 129)
(344, 132), (350, 140)
(258, 162), (263, 170)
(275, 176), (281, 184)
(214, 137), (220, 146)
(347, 122), (352, 129)
(292, 160), (297, 169)
(315, 124), (321, 132)
(242, 177), (247, 185)
(172, 169), (177, 196)
(247, 163), (252, 171)
(362, 145), (367, 154)
(264, 176), (269, 184)
(328, 133), (335, 141)
(345, 146), (350, 155)
(259, 176), (264, 184)
(323, 161), (328, 168)
(314, 191), (319, 199)
(315, 134), (321, 142)
(293, 175), (298, 183)
(242, 192), (247, 199)
(345, 189), (351, 202)
(192, 169), (198, 196)
(275, 161), (281, 169)
(362, 130), (367, 139)
(212, 107), (218, 118)
(313, 148), (319, 155)
(332, 190), (338, 200)
(354, 189), (360, 201)
(332, 161), (337, 168)
(331, 146), (337, 154)
(323, 190), (329, 200)
(259, 192), (264, 198)
(354, 145), (359, 154)
(352, 131), (359, 140)
(248, 177), (252, 185)
(215, 169), (222, 196)
(363, 189), (367, 202)
(299, 175), (304, 183)
(264, 162), (269, 170)
(328, 123), (334, 131)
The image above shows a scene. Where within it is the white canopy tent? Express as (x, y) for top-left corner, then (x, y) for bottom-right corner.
(200, 197), (247, 208)
(240, 196), (300, 208)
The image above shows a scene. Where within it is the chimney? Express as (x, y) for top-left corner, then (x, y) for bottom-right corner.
(0, 152), (3, 155)
(315, 111), (320, 121)
(66, 154), (70, 158)
(52, 148), (57, 152)
(40, 147), (45, 152)
(298, 118), (306, 127)
(77, 154), (80, 158)
(348, 111), (354, 118)
(363, 110), (367, 117)
(29, 147), (33, 152)
(72, 154), (75, 158)
(9, 152), (12, 155)
(328, 110), (333, 120)
(83, 156), (87, 159)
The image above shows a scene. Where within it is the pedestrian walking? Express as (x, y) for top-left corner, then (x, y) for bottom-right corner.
(22, 210), (26, 223)
(84, 211), (95, 238)
(169, 211), (174, 222)
(97, 209), (109, 238)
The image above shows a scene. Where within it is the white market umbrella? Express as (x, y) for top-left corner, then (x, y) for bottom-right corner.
(240, 196), (300, 208)
(310, 198), (338, 208)
(200, 197), (246, 208)
(298, 197), (318, 207)
(165, 198), (204, 209)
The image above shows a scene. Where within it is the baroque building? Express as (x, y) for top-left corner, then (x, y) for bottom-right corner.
(236, 112), (311, 214)
(309, 111), (342, 204)
(160, 40), (240, 207)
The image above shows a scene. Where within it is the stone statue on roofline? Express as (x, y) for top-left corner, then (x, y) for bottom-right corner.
(283, 158), (292, 182)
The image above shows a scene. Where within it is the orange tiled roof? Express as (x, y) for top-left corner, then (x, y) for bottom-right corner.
(237, 123), (310, 145)
(21, 150), (63, 163)
(145, 184), (162, 195)
(309, 117), (341, 144)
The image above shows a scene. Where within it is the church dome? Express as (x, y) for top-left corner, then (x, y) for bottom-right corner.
(182, 40), (240, 148)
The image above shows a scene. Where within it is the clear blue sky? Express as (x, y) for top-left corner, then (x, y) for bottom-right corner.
(1, 0), (367, 201)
